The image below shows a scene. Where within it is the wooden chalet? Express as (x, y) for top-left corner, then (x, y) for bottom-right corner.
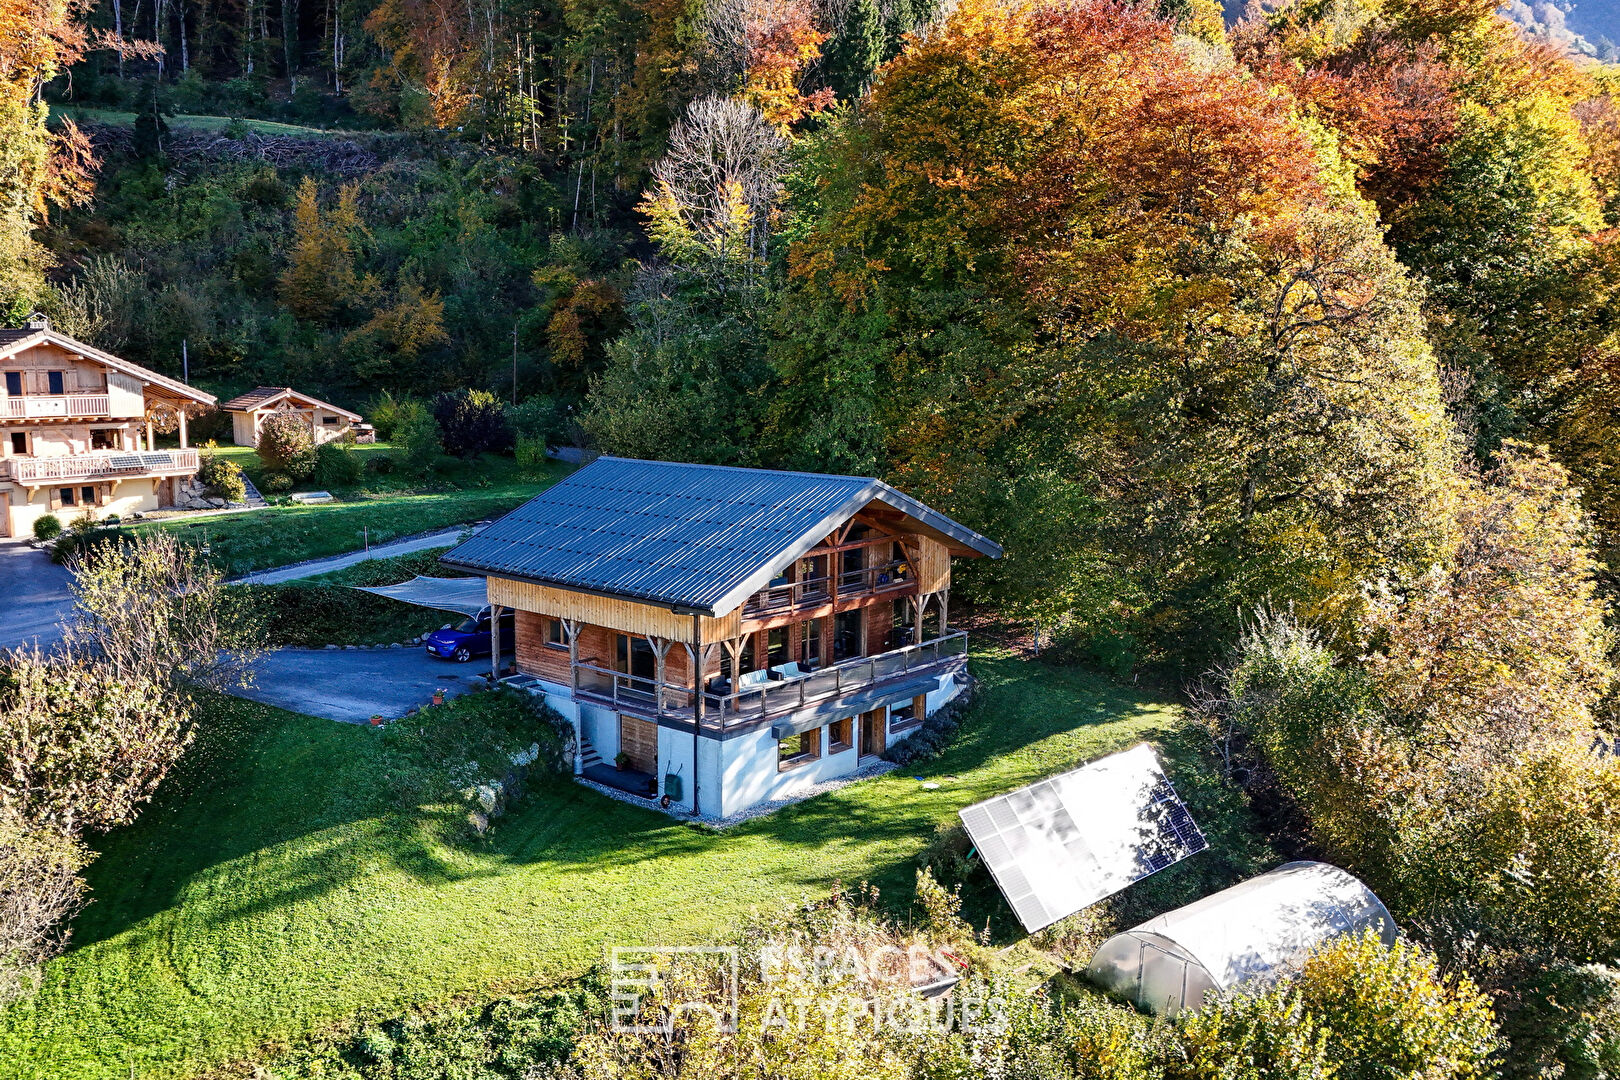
(442, 456), (1002, 818)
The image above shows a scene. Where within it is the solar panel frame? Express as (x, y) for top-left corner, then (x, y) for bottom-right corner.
(958, 743), (1208, 932)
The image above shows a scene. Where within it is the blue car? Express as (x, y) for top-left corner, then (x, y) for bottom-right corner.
(423, 607), (514, 663)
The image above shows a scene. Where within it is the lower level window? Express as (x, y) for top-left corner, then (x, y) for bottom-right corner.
(58, 487), (76, 507)
(889, 698), (923, 732)
(545, 618), (567, 648)
(778, 730), (821, 770)
(828, 716), (853, 753)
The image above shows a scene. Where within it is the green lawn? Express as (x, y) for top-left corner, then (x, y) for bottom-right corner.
(0, 650), (1273, 1080)
(51, 105), (362, 137)
(130, 451), (565, 576)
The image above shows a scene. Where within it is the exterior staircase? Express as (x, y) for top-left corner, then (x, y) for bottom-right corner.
(235, 473), (269, 509)
(579, 732), (604, 771)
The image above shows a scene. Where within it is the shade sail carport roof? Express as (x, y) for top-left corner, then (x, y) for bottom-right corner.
(351, 576), (489, 617)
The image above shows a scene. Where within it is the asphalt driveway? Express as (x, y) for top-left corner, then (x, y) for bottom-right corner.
(237, 646), (503, 723)
(0, 541), (74, 651)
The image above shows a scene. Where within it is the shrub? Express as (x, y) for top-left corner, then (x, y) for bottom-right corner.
(261, 472), (293, 494)
(48, 520), (118, 565)
(255, 411), (316, 480)
(197, 444), (247, 503)
(312, 440), (364, 488)
(507, 394), (562, 446)
(881, 694), (972, 767)
(392, 399), (443, 475)
(31, 515), (60, 541)
(0, 813), (90, 1004)
(185, 407), (233, 445)
(0, 651), (196, 835)
(366, 388), (403, 441)
(365, 452), (396, 476)
(378, 688), (574, 822)
(432, 389), (513, 459)
(1497, 962), (1620, 1080)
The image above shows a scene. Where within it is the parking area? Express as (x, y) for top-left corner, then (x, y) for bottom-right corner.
(235, 646), (509, 724)
(0, 540), (74, 651)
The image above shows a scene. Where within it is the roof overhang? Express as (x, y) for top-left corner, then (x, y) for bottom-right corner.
(0, 330), (217, 407)
(225, 387), (361, 421)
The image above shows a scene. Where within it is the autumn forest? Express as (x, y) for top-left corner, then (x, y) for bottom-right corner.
(9, 0), (1620, 1071)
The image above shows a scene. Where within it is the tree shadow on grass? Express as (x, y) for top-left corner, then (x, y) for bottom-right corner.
(68, 651), (1252, 964)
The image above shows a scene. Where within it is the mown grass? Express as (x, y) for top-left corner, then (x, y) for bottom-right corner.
(0, 649), (1273, 1080)
(51, 105), (361, 137)
(129, 451), (564, 576)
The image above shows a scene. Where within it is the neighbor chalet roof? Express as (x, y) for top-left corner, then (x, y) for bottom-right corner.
(441, 456), (1002, 617)
(0, 324), (217, 406)
(220, 386), (362, 421)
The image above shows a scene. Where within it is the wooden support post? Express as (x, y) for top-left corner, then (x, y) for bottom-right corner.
(913, 594), (926, 645)
(563, 618), (583, 775)
(144, 420), (154, 450)
(490, 603), (504, 682)
(940, 589), (949, 636)
(178, 408), (189, 449)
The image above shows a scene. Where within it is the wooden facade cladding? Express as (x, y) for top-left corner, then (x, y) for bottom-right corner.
(487, 576), (741, 643)
(912, 535), (951, 595)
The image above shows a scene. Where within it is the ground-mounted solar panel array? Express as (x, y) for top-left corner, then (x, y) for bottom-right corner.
(958, 742), (1208, 932)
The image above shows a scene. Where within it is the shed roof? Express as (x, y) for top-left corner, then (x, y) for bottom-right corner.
(220, 386), (362, 421)
(0, 324), (217, 406)
(441, 456), (1001, 616)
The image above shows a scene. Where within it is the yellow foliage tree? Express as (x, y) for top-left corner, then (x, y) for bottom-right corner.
(278, 178), (361, 322)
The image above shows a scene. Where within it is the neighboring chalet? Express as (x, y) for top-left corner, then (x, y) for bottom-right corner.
(221, 387), (365, 447)
(0, 316), (215, 539)
(442, 456), (1002, 818)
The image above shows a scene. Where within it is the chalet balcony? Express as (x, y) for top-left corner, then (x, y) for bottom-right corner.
(741, 559), (916, 619)
(0, 449), (199, 486)
(570, 630), (969, 730)
(2, 393), (116, 420)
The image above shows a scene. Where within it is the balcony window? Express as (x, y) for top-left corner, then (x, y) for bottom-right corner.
(3, 372), (19, 396)
(47, 372), (63, 395)
(545, 618), (567, 649)
(833, 609), (864, 662)
(800, 618), (821, 668)
(767, 626), (789, 668)
(90, 429), (122, 450)
(778, 730), (821, 770)
(8, 432), (24, 455)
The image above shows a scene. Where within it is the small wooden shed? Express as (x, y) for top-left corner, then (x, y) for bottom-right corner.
(221, 387), (363, 447)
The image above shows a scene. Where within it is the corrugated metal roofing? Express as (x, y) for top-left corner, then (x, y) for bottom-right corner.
(442, 456), (1001, 616)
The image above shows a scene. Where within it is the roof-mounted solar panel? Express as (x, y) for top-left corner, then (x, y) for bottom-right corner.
(958, 743), (1208, 932)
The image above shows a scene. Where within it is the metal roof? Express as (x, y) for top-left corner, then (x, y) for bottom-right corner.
(441, 456), (1001, 616)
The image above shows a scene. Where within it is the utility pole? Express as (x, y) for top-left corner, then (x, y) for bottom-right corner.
(182, 339), (189, 384)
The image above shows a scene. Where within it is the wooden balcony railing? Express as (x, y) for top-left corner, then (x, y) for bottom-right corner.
(569, 631), (969, 729)
(0, 449), (199, 485)
(1, 394), (112, 419)
(742, 560), (915, 618)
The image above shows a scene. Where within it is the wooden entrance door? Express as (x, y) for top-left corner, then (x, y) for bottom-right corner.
(619, 715), (658, 774)
(0, 490), (9, 537)
(859, 709), (886, 758)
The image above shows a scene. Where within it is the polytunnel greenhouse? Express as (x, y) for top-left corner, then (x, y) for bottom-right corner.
(1085, 860), (1396, 1016)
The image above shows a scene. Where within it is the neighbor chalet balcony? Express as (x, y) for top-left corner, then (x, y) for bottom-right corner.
(0, 449), (199, 486)
(568, 630), (969, 731)
(2, 393), (117, 420)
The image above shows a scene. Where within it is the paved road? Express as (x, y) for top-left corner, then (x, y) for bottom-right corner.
(0, 541), (75, 651)
(230, 525), (481, 585)
(236, 646), (505, 723)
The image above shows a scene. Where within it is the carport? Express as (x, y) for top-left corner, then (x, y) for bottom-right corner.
(351, 575), (508, 679)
